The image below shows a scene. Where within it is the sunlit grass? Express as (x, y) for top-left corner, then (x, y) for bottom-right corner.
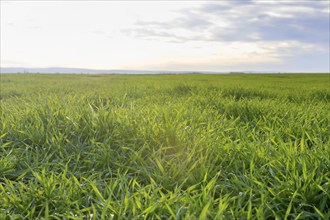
(0, 73), (329, 219)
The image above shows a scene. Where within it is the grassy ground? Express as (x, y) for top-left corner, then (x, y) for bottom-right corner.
(0, 74), (329, 219)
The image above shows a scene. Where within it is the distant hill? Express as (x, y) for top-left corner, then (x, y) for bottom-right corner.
(0, 67), (222, 74)
(1, 67), (323, 74)
(0, 67), (158, 74)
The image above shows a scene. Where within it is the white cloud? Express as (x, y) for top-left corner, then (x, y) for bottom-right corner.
(262, 11), (294, 18)
(1, 1), (329, 72)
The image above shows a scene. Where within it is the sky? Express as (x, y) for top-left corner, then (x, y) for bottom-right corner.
(1, 0), (329, 72)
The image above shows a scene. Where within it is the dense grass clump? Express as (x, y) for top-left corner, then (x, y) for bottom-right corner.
(1, 73), (329, 219)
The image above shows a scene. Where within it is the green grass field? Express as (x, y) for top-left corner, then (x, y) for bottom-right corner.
(0, 74), (329, 219)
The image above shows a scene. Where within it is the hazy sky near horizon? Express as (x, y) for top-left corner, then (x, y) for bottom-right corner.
(1, 1), (329, 72)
